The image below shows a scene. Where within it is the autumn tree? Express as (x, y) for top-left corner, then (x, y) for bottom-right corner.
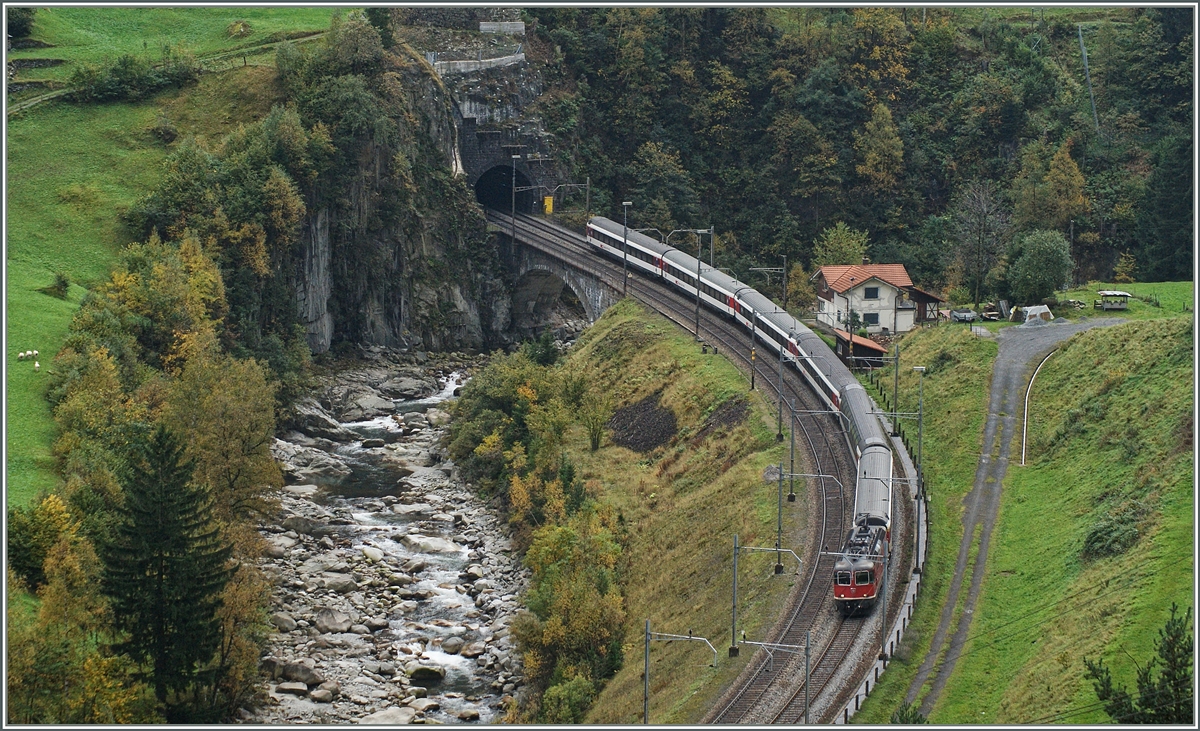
(101, 426), (232, 706)
(786, 262), (817, 310)
(629, 141), (701, 230)
(768, 110), (840, 228)
(953, 180), (1010, 309)
(1112, 251), (1137, 283)
(161, 334), (282, 523)
(854, 103), (904, 192)
(1012, 141), (1089, 233)
(812, 222), (869, 267)
(580, 390), (613, 452)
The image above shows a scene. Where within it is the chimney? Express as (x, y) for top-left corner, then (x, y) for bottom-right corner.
(862, 255), (870, 265)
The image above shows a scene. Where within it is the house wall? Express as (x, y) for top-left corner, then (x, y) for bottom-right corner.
(817, 278), (917, 334)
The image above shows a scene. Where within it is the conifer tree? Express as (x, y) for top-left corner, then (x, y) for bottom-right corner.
(1084, 603), (1194, 724)
(101, 426), (232, 704)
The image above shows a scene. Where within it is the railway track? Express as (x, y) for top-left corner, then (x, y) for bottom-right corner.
(487, 210), (874, 724)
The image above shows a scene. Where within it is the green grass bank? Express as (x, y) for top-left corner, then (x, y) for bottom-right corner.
(854, 297), (1193, 724)
(6, 62), (286, 508)
(545, 300), (805, 724)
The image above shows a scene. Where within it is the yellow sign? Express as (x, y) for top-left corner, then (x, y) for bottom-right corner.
(543, 195), (554, 215)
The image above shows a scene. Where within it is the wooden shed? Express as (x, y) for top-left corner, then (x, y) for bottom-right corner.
(834, 329), (889, 369)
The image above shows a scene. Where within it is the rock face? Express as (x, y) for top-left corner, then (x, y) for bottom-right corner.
(291, 44), (511, 355)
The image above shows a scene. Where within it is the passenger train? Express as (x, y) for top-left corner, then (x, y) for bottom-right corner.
(586, 215), (893, 614)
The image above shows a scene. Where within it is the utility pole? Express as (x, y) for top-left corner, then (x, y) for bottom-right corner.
(749, 307), (756, 391)
(879, 542), (889, 661)
(585, 176), (590, 218)
(730, 535), (739, 657)
(622, 201), (632, 297)
(788, 400), (796, 502)
(913, 366), (926, 573)
(510, 154), (520, 246)
(695, 233), (705, 342)
(777, 334), (785, 440)
(776, 458), (784, 573)
(891, 344), (901, 437)
(805, 630), (811, 724)
(643, 618), (650, 724)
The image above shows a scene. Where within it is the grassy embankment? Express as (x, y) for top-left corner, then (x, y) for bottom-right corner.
(545, 299), (807, 724)
(7, 7), (334, 86)
(7, 35), (296, 508)
(854, 287), (1193, 723)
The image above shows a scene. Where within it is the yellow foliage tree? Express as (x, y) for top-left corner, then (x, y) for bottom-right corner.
(161, 348), (282, 522)
(854, 103), (904, 192)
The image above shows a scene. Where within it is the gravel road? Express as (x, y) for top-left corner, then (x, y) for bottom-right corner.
(906, 316), (1127, 716)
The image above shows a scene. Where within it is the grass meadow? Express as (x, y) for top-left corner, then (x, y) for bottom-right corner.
(7, 7), (336, 84)
(7, 62), (286, 508)
(854, 304), (1193, 723)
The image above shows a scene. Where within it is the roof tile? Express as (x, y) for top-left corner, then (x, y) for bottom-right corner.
(818, 264), (913, 293)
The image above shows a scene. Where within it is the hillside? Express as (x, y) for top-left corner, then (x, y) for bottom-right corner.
(6, 64), (289, 508)
(447, 299), (810, 723)
(854, 301), (1193, 723)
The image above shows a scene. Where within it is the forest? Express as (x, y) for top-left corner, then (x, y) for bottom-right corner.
(524, 7), (1191, 305)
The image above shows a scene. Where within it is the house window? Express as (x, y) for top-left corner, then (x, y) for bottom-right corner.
(864, 286), (879, 299)
(864, 313), (880, 325)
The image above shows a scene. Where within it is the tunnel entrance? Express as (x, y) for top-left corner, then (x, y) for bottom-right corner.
(475, 164), (538, 214)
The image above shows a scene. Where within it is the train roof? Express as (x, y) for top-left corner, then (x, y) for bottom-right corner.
(589, 216), (672, 256)
(853, 444), (893, 524)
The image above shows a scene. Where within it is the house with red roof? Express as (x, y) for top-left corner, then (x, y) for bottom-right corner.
(812, 263), (943, 335)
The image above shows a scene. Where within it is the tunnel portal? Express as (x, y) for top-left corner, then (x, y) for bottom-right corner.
(474, 164), (538, 214)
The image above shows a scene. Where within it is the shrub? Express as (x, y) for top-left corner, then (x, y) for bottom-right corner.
(37, 271), (70, 299)
(1082, 505), (1142, 560)
(7, 7), (36, 38)
(539, 675), (596, 723)
(69, 50), (199, 103)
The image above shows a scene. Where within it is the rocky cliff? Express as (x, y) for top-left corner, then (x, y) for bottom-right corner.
(293, 41), (510, 354)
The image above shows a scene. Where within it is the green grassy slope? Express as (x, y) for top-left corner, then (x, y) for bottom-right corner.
(936, 316), (1193, 724)
(855, 300), (1193, 724)
(6, 65), (286, 508)
(555, 300), (805, 724)
(8, 7), (335, 83)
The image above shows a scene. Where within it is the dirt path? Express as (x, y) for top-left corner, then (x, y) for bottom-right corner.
(906, 316), (1126, 717)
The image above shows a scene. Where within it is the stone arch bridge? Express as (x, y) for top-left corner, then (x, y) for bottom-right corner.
(485, 212), (622, 337)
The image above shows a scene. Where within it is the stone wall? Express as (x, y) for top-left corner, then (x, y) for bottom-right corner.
(395, 7), (521, 31)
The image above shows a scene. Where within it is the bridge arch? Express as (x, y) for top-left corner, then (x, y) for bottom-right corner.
(475, 163), (538, 214)
(506, 241), (622, 336)
(510, 266), (588, 336)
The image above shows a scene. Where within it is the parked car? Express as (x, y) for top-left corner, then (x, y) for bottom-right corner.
(950, 308), (978, 322)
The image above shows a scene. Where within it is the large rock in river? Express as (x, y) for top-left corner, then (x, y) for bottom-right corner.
(359, 706), (417, 724)
(271, 439), (352, 484)
(290, 397), (357, 442)
(314, 608), (353, 634)
(399, 534), (461, 554)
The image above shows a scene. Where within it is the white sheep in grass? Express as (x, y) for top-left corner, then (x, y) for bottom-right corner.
(34, 361), (40, 373)
(32, 350), (38, 358)
(18, 351), (25, 360)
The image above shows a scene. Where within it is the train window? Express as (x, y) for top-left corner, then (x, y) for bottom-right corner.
(855, 570), (871, 585)
(836, 572), (851, 586)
